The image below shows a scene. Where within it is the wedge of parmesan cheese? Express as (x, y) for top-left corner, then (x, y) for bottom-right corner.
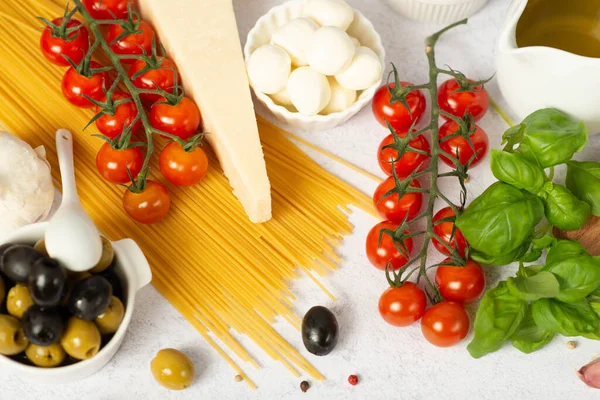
(137, 0), (272, 223)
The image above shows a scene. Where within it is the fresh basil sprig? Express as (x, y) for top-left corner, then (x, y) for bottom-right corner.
(566, 160), (600, 216)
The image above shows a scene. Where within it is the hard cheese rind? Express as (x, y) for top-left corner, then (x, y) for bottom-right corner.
(138, 0), (272, 223)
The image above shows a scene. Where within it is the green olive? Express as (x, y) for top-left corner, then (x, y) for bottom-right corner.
(60, 317), (101, 360)
(33, 238), (48, 256)
(0, 314), (28, 355)
(7, 284), (34, 319)
(0, 275), (5, 308)
(89, 237), (114, 274)
(25, 343), (66, 368)
(151, 349), (195, 391)
(95, 296), (124, 335)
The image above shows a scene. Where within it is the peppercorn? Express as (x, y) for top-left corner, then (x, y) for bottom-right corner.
(566, 341), (577, 350)
(348, 374), (359, 386)
(235, 375), (243, 382)
(300, 380), (310, 392)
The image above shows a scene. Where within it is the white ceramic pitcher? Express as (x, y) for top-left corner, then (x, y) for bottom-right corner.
(496, 0), (600, 133)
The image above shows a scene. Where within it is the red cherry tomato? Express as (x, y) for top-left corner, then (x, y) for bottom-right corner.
(438, 120), (489, 168)
(61, 62), (110, 108)
(40, 18), (89, 67)
(372, 82), (426, 132)
(365, 221), (413, 271)
(432, 207), (468, 257)
(82, 0), (133, 20)
(159, 142), (209, 187)
(378, 282), (427, 327)
(128, 58), (179, 105)
(150, 96), (202, 140)
(438, 78), (489, 121)
(421, 301), (470, 347)
(123, 180), (170, 224)
(106, 21), (155, 63)
(377, 132), (430, 177)
(95, 91), (141, 139)
(96, 143), (144, 184)
(373, 177), (422, 223)
(435, 259), (485, 304)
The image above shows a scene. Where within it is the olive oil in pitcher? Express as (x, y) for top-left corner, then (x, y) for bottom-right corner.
(516, 0), (600, 57)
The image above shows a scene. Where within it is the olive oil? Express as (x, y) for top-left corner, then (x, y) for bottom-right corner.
(516, 0), (600, 57)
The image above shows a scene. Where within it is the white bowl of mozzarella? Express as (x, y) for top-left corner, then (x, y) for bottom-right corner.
(244, 0), (386, 131)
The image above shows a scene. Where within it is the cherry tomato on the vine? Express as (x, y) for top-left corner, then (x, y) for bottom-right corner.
(432, 207), (468, 257)
(438, 120), (489, 168)
(123, 180), (171, 224)
(61, 61), (111, 108)
(421, 301), (470, 347)
(106, 20), (155, 63)
(40, 18), (89, 67)
(128, 58), (179, 105)
(150, 96), (202, 140)
(96, 143), (144, 184)
(377, 132), (430, 178)
(372, 82), (426, 132)
(438, 78), (489, 122)
(95, 91), (141, 139)
(435, 259), (485, 304)
(365, 221), (413, 271)
(378, 282), (427, 327)
(373, 177), (422, 223)
(159, 142), (209, 187)
(83, 0), (133, 20)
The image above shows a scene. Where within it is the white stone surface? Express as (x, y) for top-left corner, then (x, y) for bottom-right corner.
(3, 0), (600, 398)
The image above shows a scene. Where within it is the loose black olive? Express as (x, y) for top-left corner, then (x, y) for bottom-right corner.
(22, 305), (64, 346)
(301, 306), (339, 356)
(1, 245), (43, 283)
(29, 257), (67, 308)
(68, 276), (112, 321)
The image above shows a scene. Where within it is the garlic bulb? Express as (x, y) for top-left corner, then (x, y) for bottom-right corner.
(0, 132), (55, 235)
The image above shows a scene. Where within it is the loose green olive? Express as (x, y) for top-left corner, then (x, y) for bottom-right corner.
(33, 238), (48, 256)
(25, 343), (66, 368)
(151, 349), (195, 391)
(89, 237), (114, 274)
(0, 314), (28, 355)
(0, 275), (5, 308)
(60, 317), (101, 360)
(7, 284), (34, 319)
(95, 296), (124, 335)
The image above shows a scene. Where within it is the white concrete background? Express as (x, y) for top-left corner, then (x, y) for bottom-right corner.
(4, 0), (600, 398)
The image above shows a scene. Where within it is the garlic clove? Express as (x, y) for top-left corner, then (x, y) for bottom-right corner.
(578, 357), (600, 388)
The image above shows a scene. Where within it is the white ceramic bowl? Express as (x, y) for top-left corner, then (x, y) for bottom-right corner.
(244, 0), (386, 131)
(386, 0), (490, 24)
(0, 222), (152, 384)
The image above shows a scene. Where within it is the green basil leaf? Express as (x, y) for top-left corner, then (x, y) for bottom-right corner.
(516, 264), (544, 278)
(539, 183), (590, 231)
(467, 281), (527, 358)
(456, 182), (544, 256)
(543, 255), (600, 302)
(511, 307), (555, 354)
(471, 240), (530, 266)
(507, 108), (587, 168)
(531, 298), (598, 336)
(521, 236), (556, 263)
(507, 271), (560, 302)
(490, 150), (546, 193)
(566, 160), (600, 216)
(590, 301), (600, 318)
(546, 240), (587, 266)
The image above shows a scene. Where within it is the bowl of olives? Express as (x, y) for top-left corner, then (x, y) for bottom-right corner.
(0, 222), (151, 383)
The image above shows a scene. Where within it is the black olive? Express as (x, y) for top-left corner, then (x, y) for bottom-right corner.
(98, 266), (123, 303)
(68, 276), (112, 320)
(301, 306), (339, 356)
(22, 305), (64, 346)
(1, 245), (43, 283)
(29, 257), (67, 308)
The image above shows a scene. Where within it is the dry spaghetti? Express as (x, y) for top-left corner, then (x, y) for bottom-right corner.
(0, 0), (373, 387)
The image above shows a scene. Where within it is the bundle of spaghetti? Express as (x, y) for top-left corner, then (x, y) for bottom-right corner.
(0, 0), (373, 386)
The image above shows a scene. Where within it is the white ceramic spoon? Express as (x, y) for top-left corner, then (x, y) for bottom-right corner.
(45, 129), (102, 272)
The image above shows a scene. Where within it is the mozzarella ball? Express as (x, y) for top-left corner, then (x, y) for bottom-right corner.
(335, 46), (382, 91)
(287, 66), (331, 115)
(306, 26), (355, 76)
(270, 87), (293, 108)
(349, 36), (361, 48)
(304, 0), (355, 31)
(271, 18), (318, 67)
(247, 44), (291, 94)
(321, 77), (357, 114)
